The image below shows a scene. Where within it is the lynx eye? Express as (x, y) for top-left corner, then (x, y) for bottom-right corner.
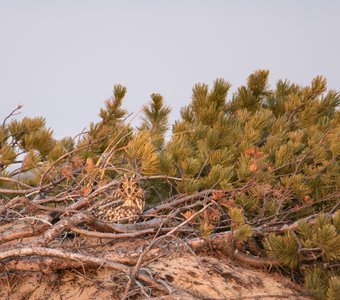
(132, 183), (138, 188)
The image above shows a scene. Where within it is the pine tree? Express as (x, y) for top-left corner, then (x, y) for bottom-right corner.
(0, 107), (59, 186)
(159, 70), (339, 298)
(139, 93), (171, 151)
(1, 71), (339, 299)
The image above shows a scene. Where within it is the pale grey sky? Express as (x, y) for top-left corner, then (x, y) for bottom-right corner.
(1, 0), (339, 139)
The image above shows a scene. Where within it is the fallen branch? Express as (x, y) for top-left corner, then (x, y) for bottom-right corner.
(34, 212), (95, 247)
(0, 177), (33, 189)
(0, 221), (51, 245)
(0, 256), (84, 273)
(186, 231), (279, 268)
(0, 247), (129, 271)
(0, 246), (168, 293)
(89, 217), (170, 233)
(0, 197), (27, 214)
(0, 175), (67, 196)
(71, 226), (193, 239)
(144, 189), (218, 215)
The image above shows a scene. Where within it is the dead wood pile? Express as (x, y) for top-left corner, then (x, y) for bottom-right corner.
(0, 180), (310, 299)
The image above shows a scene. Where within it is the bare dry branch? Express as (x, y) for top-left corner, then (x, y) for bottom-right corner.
(0, 246), (168, 293)
(0, 221), (51, 245)
(70, 226), (189, 239)
(144, 190), (219, 215)
(34, 212), (95, 247)
(0, 177), (33, 189)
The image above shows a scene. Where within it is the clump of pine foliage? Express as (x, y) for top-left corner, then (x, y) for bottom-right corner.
(1, 70), (339, 298)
